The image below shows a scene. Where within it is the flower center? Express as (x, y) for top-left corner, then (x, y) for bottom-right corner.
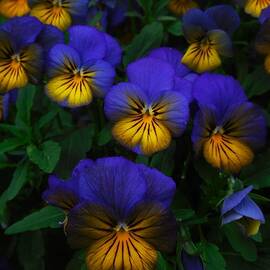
(211, 126), (225, 142)
(52, 0), (62, 7)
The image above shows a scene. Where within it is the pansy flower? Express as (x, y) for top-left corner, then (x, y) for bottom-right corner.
(29, 0), (88, 31)
(192, 73), (266, 173)
(104, 57), (190, 155)
(0, 16), (44, 93)
(169, 0), (199, 16)
(0, 16), (64, 94)
(0, 0), (30, 18)
(181, 250), (204, 270)
(181, 5), (240, 73)
(43, 157), (177, 270)
(221, 185), (265, 236)
(255, 7), (270, 73)
(46, 25), (120, 108)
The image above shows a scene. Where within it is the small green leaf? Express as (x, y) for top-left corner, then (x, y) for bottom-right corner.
(198, 242), (226, 270)
(27, 140), (61, 173)
(0, 137), (27, 154)
(123, 22), (164, 66)
(157, 252), (171, 270)
(0, 160), (29, 220)
(168, 20), (183, 36)
(5, 206), (65, 235)
(98, 124), (112, 146)
(223, 223), (257, 262)
(173, 209), (195, 221)
(15, 84), (36, 127)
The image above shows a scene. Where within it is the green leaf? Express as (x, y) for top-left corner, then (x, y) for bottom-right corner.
(97, 124), (112, 146)
(157, 252), (172, 270)
(136, 0), (153, 13)
(242, 66), (270, 98)
(27, 140), (61, 173)
(0, 160), (29, 220)
(5, 206), (65, 235)
(241, 149), (270, 188)
(223, 223), (257, 262)
(17, 231), (45, 270)
(55, 125), (95, 178)
(198, 242), (226, 270)
(173, 209), (195, 221)
(150, 142), (176, 176)
(15, 84), (36, 127)
(66, 250), (86, 270)
(168, 20), (183, 36)
(0, 137), (27, 154)
(123, 22), (164, 66)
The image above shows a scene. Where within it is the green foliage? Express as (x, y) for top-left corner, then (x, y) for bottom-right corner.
(5, 206), (65, 235)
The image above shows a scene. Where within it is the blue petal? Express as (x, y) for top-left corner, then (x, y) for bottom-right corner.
(181, 250), (204, 270)
(137, 164), (176, 208)
(205, 5), (240, 35)
(127, 57), (175, 97)
(68, 26), (106, 61)
(173, 77), (193, 103)
(84, 60), (115, 97)
(68, 0), (89, 16)
(37, 25), (64, 52)
(1, 16), (43, 49)
(148, 47), (192, 78)
(193, 73), (247, 116)
(260, 6), (270, 24)
(42, 175), (80, 211)
(221, 102), (267, 150)
(221, 186), (253, 215)
(103, 32), (122, 66)
(2, 93), (10, 120)
(48, 44), (81, 76)
(151, 90), (190, 136)
(222, 210), (243, 225)
(75, 156), (147, 219)
(234, 196), (265, 223)
(182, 8), (216, 42)
(104, 82), (148, 121)
(109, 0), (128, 27)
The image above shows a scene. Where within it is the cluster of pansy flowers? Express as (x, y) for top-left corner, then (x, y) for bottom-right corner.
(0, 1), (269, 270)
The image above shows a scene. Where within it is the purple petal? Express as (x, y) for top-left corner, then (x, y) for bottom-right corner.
(234, 196), (265, 223)
(127, 57), (175, 97)
(205, 5), (240, 35)
(173, 77), (193, 103)
(181, 250), (204, 270)
(259, 6), (270, 24)
(222, 210), (243, 225)
(148, 47), (192, 77)
(103, 32), (122, 66)
(137, 164), (176, 208)
(221, 186), (253, 215)
(84, 60), (115, 97)
(68, 26), (106, 61)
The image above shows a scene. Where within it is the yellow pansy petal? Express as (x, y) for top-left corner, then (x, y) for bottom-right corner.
(46, 74), (93, 107)
(203, 134), (254, 173)
(169, 0), (198, 16)
(112, 116), (171, 155)
(182, 42), (221, 73)
(264, 54), (270, 73)
(31, 3), (72, 31)
(245, 219), (261, 236)
(0, 0), (30, 18)
(245, 0), (270, 17)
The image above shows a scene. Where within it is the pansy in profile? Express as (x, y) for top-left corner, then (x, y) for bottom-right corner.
(255, 7), (270, 73)
(29, 0), (88, 31)
(169, 0), (199, 16)
(46, 25), (120, 108)
(43, 156), (177, 270)
(221, 185), (265, 236)
(192, 73), (266, 173)
(104, 57), (190, 155)
(0, 0), (30, 18)
(181, 5), (240, 73)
